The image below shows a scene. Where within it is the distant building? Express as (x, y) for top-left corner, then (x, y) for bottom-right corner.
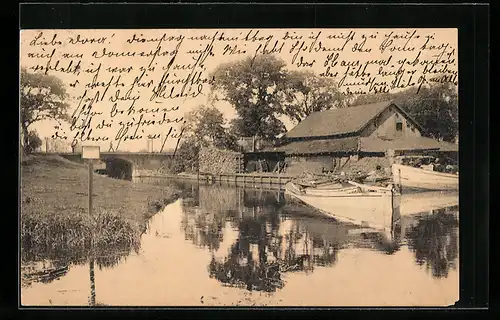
(264, 101), (458, 175)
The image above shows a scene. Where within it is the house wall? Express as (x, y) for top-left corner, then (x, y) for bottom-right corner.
(360, 106), (422, 139)
(283, 153), (396, 176)
(284, 155), (351, 175)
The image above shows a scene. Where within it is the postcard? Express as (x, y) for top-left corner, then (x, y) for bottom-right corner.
(20, 28), (459, 307)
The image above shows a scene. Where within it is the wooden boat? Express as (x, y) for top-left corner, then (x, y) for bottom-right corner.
(392, 163), (459, 191)
(290, 182), (360, 197)
(290, 180), (395, 196)
(284, 182), (400, 233)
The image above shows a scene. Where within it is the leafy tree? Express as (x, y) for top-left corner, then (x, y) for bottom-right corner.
(183, 105), (238, 151)
(25, 131), (42, 154)
(402, 83), (458, 142)
(172, 136), (200, 173)
(210, 55), (289, 140)
(350, 83), (458, 142)
(172, 106), (238, 173)
(281, 71), (346, 124)
(228, 112), (285, 144)
(20, 68), (70, 153)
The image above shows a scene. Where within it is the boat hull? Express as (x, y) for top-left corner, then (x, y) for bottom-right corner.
(303, 186), (360, 196)
(392, 164), (459, 191)
(285, 183), (400, 233)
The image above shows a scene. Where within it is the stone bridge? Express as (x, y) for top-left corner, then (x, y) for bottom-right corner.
(57, 152), (176, 180)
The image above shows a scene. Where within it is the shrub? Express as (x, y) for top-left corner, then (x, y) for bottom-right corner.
(23, 131), (43, 154)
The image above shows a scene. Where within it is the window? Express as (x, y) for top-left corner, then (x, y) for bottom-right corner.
(396, 122), (403, 131)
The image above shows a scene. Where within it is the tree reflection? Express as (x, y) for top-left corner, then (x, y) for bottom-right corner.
(207, 214), (344, 292)
(208, 217), (285, 292)
(181, 207), (226, 251)
(180, 183), (406, 292)
(311, 235), (339, 267)
(405, 206), (459, 278)
(356, 227), (402, 255)
(180, 185), (282, 251)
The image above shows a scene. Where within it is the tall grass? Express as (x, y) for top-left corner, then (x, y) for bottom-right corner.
(21, 209), (142, 268)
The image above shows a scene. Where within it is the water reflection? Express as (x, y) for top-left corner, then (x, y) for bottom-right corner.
(21, 178), (460, 305)
(405, 206), (459, 278)
(21, 227), (141, 289)
(172, 181), (423, 292)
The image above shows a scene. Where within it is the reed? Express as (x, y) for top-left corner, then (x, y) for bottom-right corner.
(20, 209), (141, 265)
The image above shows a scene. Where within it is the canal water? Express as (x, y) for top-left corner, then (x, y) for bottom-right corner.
(21, 179), (459, 307)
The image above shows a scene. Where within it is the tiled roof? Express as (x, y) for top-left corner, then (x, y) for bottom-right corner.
(284, 101), (394, 139)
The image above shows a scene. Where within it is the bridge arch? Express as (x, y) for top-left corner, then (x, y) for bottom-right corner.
(104, 157), (134, 181)
(55, 152), (176, 179)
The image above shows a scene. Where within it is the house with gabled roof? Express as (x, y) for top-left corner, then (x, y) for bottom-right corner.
(265, 101), (458, 175)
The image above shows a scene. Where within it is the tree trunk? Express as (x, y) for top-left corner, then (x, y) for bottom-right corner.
(21, 123), (29, 154)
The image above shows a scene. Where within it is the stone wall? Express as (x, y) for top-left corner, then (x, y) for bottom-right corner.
(199, 146), (243, 174)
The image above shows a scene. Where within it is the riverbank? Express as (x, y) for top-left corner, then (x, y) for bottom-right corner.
(20, 154), (183, 270)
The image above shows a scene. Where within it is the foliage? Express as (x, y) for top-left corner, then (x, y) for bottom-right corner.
(350, 83), (458, 142)
(210, 56), (350, 137)
(20, 68), (70, 153)
(280, 70), (346, 124)
(25, 130), (43, 154)
(172, 106), (239, 173)
(183, 105), (238, 150)
(210, 55), (290, 140)
(171, 136), (200, 174)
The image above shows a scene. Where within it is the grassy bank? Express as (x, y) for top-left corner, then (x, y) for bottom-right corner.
(20, 154), (183, 267)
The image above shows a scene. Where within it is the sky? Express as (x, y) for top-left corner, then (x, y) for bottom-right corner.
(19, 28), (457, 152)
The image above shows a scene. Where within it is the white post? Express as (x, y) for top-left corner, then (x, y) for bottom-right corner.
(88, 160), (93, 218)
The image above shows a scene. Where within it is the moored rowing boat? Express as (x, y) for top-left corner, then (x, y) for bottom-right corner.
(392, 164), (459, 191)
